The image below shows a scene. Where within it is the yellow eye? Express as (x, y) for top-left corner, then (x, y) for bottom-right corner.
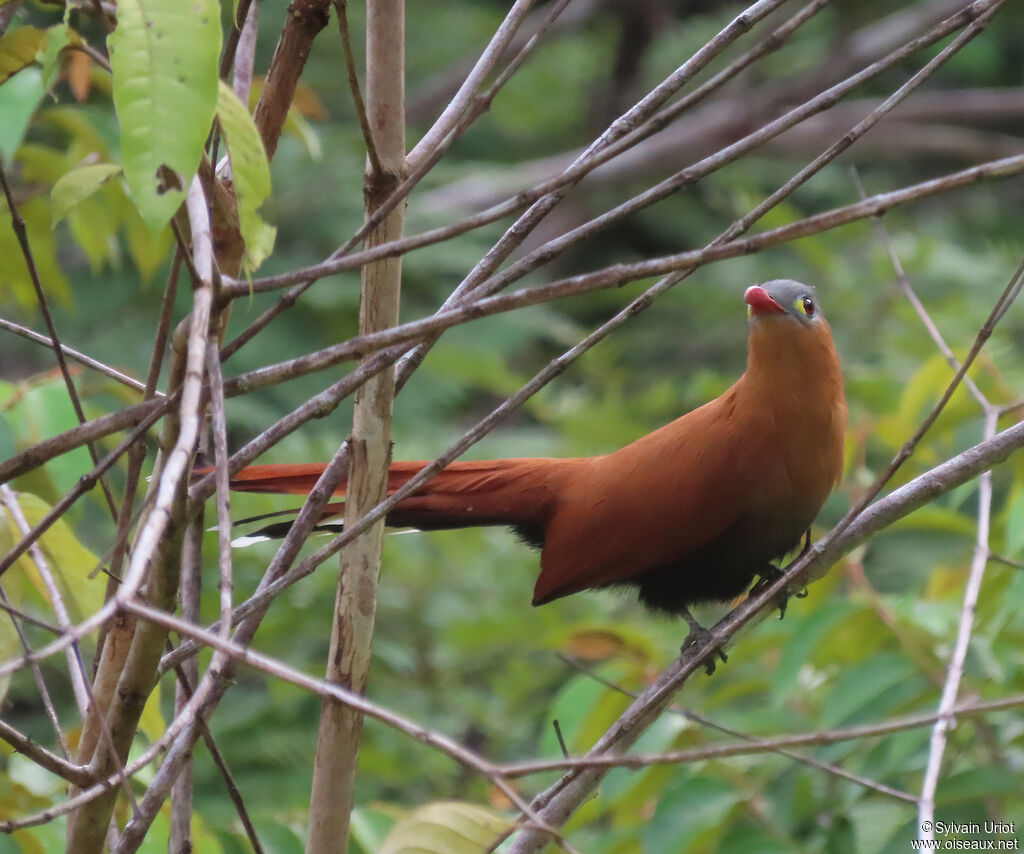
(794, 295), (815, 318)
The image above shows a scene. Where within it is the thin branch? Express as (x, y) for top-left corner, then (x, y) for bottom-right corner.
(406, 0), (535, 169)
(220, 0), (787, 360)
(0, 577), (72, 758)
(852, 166), (990, 408)
(96, 249), (182, 663)
(0, 394), (170, 486)
(0, 162), (120, 521)
(0, 402), (167, 579)
(65, 176), (216, 854)
(559, 655), (916, 802)
(167, 649), (266, 853)
(0, 318), (152, 395)
(222, 154), (1024, 395)
(500, 694), (1024, 777)
(989, 553), (1024, 571)
(918, 409), (998, 841)
(170, 518), (202, 854)
(334, 0), (381, 177)
(0, 718), (94, 787)
(106, 600), (570, 852)
(224, 0), (1004, 301)
(206, 342), (234, 641)
(0, 485), (90, 716)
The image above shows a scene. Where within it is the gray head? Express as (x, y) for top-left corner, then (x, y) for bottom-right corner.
(744, 279), (824, 327)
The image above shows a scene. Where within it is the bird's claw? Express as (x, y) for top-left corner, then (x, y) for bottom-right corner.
(680, 607), (727, 675)
(750, 565), (806, 620)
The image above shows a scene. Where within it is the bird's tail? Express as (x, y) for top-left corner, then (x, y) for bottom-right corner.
(223, 458), (567, 544)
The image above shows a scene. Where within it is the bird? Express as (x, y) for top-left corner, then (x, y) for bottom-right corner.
(224, 279), (846, 659)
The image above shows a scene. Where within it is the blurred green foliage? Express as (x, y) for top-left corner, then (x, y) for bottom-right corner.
(1, 1), (1024, 852)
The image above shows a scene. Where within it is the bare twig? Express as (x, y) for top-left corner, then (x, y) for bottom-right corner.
(107, 601), (569, 851)
(223, 0), (1006, 301)
(0, 317), (151, 394)
(500, 693), (1024, 778)
(559, 655), (916, 802)
(0, 486), (90, 715)
(918, 411), (998, 842)
(222, 154), (1024, 395)
(0, 576), (72, 759)
(406, 0), (535, 169)
(334, 0), (381, 177)
(0, 163), (120, 521)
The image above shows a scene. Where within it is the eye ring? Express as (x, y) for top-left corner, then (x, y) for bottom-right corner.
(800, 296), (815, 318)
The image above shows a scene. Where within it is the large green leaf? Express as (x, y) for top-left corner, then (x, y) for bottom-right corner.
(216, 81), (275, 272)
(108, 0), (220, 233)
(0, 67), (45, 161)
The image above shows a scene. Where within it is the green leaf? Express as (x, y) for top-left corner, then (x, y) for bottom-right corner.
(0, 67), (45, 162)
(1004, 483), (1024, 557)
(774, 599), (857, 703)
(216, 80), (276, 271)
(936, 767), (1023, 803)
(644, 777), (739, 853)
(51, 162), (122, 224)
(820, 654), (916, 727)
(377, 802), (512, 854)
(138, 681), (165, 743)
(37, 23), (72, 92)
(350, 805), (399, 854)
(108, 0), (220, 233)
(849, 801), (912, 854)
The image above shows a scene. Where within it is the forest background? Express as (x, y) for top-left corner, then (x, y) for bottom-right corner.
(0, 0), (1023, 852)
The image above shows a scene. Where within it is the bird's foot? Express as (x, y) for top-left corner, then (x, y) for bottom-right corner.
(750, 564), (807, 620)
(680, 607), (727, 675)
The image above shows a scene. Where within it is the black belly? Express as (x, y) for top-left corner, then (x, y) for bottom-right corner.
(613, 523), (806, 615)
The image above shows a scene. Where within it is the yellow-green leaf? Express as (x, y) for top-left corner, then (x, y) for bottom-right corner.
(5, 492), (104, 621)
(51, 162), (122, 224)
(0, 25), (46, 83)
(379, 802), (513, 854)
(216, 80), (275, 271)
(0, 196), (70, 308)
(138, 681), (165, 743)
(108, 0), (220, 233)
